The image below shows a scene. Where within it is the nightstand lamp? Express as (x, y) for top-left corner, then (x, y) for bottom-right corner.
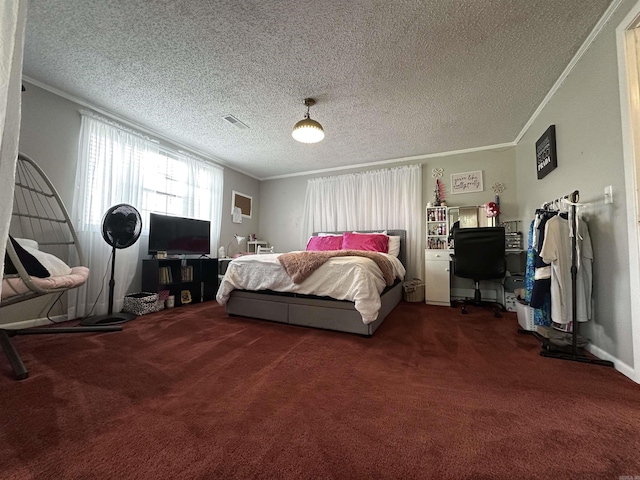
(218, 234), (246, 258)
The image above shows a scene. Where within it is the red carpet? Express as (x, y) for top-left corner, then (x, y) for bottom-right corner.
(1, 301), (639, 479)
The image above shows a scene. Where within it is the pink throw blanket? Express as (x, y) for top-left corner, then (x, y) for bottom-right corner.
(278, 250), (396, 286)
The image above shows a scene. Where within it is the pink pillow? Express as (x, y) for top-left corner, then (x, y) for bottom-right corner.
(342, 232), (389, 253)
(306, 235), (343, 251)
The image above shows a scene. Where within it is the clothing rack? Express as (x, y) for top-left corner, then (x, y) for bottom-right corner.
(537, 190), (613, 367)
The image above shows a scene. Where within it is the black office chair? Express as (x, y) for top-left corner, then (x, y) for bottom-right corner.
(451, 227), (506, 316)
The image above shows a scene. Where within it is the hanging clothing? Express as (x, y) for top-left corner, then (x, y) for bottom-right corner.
(530, 212), (556, 309)
(539, 215), (593, 329)
(524, 217), (552, 327)
(524, 220), (535, 303)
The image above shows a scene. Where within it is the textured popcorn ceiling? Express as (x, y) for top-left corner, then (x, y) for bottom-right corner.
(23, 0), (613, 179)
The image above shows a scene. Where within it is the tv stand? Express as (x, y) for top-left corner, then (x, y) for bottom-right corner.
(141, 258), (218, 306)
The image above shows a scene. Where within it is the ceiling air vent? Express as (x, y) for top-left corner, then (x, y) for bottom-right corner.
(221, 114), (249, 130)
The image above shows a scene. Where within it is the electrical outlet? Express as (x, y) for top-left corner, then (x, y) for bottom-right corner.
(604, 185), (613, 204)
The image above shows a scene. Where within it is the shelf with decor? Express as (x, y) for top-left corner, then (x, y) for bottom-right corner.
(141, 258), (218, 307)
(426, 206), (449, 250)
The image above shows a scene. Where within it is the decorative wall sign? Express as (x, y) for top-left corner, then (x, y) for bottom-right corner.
(450, 170), (483, 194)
(536, 125), (557, 180)
(232, 190), (252, 219)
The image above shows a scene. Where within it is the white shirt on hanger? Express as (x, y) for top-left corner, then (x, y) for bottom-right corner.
(540, 215), (593, 325)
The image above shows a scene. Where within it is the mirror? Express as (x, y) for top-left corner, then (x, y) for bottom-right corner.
(448, 207), (459, 233)
(459, 206), (480, 228)
(448, 205), (493, 233)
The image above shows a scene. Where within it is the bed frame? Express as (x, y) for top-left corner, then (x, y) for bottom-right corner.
(225, 229), (407, 336)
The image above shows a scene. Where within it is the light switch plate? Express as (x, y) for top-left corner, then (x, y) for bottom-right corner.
(604, 185), (613, 204)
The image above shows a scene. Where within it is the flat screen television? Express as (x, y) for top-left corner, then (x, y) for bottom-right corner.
(148, 213), (211, 256)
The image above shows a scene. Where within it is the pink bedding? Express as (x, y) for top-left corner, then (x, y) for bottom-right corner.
(1, 266), (89, 300)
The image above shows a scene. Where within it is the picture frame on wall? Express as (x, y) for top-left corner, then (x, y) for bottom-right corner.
(450, 170), (483, 194)
(536, 125), (557, 180)
(232, 190), (252, 219)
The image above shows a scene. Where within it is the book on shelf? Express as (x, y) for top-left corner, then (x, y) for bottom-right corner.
(181, 265), (193, 282)
(159, 266), (173, 284)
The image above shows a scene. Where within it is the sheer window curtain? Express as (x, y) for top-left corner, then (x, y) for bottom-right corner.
(302, 164), (422, 279)
(68, 113), (158, 319)
(68, 113), (223, 319)
(179, 150), (223, 254)
(0, 0), (26, 298)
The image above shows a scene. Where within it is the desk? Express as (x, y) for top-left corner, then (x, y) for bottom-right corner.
(424, 248), (525, 306)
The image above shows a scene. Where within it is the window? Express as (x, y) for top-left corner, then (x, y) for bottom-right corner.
(141, 149), (219, 228)
(76, 111), (223, 236)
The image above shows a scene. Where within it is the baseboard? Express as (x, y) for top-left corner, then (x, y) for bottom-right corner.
(1, 315), (68, 330)
(585, 343), (636, 382)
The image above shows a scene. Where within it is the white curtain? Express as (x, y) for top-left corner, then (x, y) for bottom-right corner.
(68, 112), (224, 319)
(68, 113), (159, 318)
(302, 164), (422, 279)
(178, 150), (223, 254)
(0, 0), (27, 298)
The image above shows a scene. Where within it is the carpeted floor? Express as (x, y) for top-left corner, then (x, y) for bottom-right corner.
(1, 301), (639, 480)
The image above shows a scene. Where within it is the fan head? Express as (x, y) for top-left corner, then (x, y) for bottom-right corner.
(102, 204), (142, 249)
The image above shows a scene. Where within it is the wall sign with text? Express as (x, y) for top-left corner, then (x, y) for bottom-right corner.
(450, 170), (483, 194)
(536, 125), (557, 180)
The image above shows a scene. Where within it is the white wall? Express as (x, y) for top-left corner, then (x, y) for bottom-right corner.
(219, 168), (260, 256)
(515, 0), (637, 371)
(19, 83), (81, 208)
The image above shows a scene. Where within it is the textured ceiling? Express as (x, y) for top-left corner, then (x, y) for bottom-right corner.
(23, 0), (613, 179)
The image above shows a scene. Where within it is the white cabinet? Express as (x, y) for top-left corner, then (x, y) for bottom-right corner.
(424, 249), (451, 306)
(425, 206), (451, 305)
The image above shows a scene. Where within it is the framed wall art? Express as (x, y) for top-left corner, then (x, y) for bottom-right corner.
(232, 190), (252, 219)
(536, 125), (557, 180)
(450, 170), (483, 194)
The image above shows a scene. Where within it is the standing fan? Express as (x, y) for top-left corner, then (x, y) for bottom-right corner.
(80, 204), (142, 326)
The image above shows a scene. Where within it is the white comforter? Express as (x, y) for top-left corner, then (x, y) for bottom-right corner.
(216, 252), (406, 324)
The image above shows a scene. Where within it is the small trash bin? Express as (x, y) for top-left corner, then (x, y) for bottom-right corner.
(403, 279), (425, 303)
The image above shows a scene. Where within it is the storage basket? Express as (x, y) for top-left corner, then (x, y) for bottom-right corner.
(122, 292), (159, 316)
(403, 279), (425, 303)
(515, 299), (535, 331)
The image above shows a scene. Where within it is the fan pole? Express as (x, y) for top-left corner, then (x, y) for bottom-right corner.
(107, 244), (116, 315)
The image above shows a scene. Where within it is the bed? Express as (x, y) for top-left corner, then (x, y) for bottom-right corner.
(216, 229), (407, 336)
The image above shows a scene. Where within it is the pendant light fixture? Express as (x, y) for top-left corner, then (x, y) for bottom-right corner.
(292, 98), (325, 143)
